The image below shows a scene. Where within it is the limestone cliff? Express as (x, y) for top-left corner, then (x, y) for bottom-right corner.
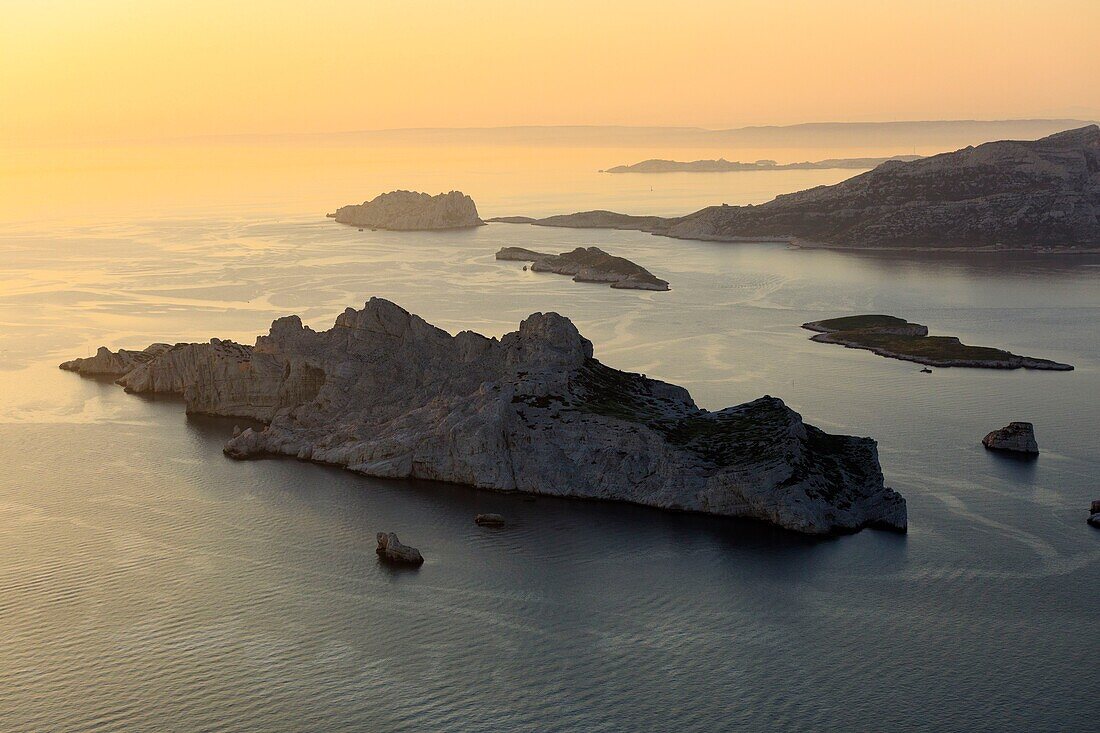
(60, 299), (907, 536)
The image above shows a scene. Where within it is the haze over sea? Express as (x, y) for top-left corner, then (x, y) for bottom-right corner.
(1, 140), (1097, 732)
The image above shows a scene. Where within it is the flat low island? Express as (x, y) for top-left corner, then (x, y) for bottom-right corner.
(496, 246), (670, 290)
(801, 314), (1073, 370)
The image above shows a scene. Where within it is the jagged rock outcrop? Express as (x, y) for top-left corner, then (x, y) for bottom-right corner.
(492, 126), (1100, 251)
(982, 422), (1039, 454)
(376, 532), (424, 566)
(801, 315), (1073, 370)
(328, 190), (483, 230)
(496, 246), (670, 290)
(60, 298), (907, 535)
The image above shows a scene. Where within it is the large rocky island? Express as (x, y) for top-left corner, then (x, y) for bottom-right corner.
(328, 190), (483, 230)
(496, 246), (669, 290)
(490, 126), (1100, 251)
(601, 155), (922, 174)
(802, 315), (1073, 370)
(60, 299), (906, 535)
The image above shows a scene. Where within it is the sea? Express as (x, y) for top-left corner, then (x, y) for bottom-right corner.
(0, 140), (1097, 732)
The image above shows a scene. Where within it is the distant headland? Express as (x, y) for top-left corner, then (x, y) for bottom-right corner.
(600, 155), (922, 174)
(489, 126), (1100, 253)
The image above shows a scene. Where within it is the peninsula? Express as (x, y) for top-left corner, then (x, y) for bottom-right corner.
(489, 126), (1100, 251)
(495, 246), (670, 290)
(601, 155), (922, 174)
(60, 299), (906, 536)
(328, 190), (483, 230)
(801, 315), (1073, 370)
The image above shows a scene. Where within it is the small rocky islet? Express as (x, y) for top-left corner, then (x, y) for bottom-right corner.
(496, 246), (670, 291)
(60, 298), (906, 536)
(801, 314), (1073, 370)
(328, 190), (484, 231)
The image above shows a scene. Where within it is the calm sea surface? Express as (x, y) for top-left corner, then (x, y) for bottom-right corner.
(0, 148), (1097, 731)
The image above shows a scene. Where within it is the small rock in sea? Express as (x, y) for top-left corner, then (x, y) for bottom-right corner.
(522, 265), (528, 271)
(1088, 513), (1100, 529)
(232, 424), (242, 437)
(376, 532), (424, 566)
(358, 228), (364, 232)
(475, 513), (505, 527)
(920, 368), (932, 374)
(1091, 499), (1100, 514)
(982, 422), (1039, 454)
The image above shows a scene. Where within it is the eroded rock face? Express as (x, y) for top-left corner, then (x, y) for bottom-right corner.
(59, 343), (173, 377)
(492, 125), (1100, 251)
(982, 422), (1039, 454)
(376, 532), (424, 566)
(496, 246), (670, 290)
(329, 190), (483, 230)
(60, 298), (907, 536)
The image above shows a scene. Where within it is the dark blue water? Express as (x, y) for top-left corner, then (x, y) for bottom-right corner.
(1, 214), (1097, 731)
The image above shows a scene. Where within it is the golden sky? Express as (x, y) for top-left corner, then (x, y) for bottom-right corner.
(2, 0), (1098, 144)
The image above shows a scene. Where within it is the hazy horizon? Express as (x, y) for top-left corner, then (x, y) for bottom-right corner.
(3, 1), (1098, 146)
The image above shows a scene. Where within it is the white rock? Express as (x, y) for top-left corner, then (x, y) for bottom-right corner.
(61, 298), (907, 536)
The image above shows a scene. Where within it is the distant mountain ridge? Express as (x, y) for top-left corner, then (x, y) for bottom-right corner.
(184, 119), (1094, 151)
(490, 126), (1100, 251)
(602, 155), (923, 173)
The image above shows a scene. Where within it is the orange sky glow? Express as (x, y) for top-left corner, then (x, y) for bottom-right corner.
(1, 0), (1098, 145)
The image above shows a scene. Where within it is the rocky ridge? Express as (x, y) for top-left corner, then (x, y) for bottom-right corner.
(328, 190), (483, 230)
(491, 126), (1100, 251)
(59, 299), (906, 536)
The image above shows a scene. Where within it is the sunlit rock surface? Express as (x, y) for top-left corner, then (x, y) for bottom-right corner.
(60, 298), (907, 535)
(328, 190), (483, 230)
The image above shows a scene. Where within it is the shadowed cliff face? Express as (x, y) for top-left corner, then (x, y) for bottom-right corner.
(494, 125), (1100, 250)
(59, 298), (905, 535)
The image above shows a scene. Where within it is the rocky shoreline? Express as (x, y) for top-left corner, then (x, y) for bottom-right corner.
(60, 299), (906, 536)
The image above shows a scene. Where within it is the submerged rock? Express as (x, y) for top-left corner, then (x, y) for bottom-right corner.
(376, 532), (424, 566)
(60, 298), (907, 536)
(329, 190), (483, 230)
(475, 513), (506, 527)
(496, 246), (669, 291)
(982, 422), (1039, 454)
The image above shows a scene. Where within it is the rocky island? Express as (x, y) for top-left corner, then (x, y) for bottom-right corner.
(801, 315), (1073, 370)
(490, 126), (1100, 251)
(601, 155), (922, 174)
(496, 246), (669, 290)
(328, 190), (483, 230)
(60, 298), (906, 536)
